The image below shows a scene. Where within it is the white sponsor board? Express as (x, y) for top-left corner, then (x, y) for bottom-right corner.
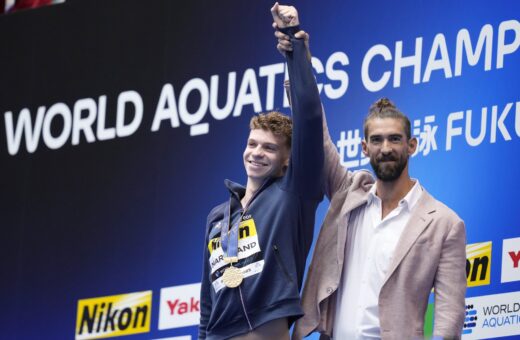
(462, 291), (520, 339)
(158, 283), (201, 330)
(502, 237), (520, 283)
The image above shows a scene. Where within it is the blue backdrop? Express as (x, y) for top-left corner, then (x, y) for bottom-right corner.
(0, 0), (519, 339)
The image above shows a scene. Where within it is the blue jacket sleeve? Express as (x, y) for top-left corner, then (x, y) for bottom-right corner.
(280, 26), (324, 200)
(198, 220), (212, 339)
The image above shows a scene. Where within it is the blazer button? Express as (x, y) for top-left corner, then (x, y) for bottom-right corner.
(326, 287), (333, 294)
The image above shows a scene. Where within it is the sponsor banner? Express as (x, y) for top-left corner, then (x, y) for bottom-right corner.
(502, 237), (520, 283)
(158, 283), (201, 330)
(75, 290), (152, 340)
(151, 337), (192, 340)
(466, 242), (492, 287)
(462, 291), (520, 339)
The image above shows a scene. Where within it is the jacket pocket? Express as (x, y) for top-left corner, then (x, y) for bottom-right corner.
(273, 245), (294, 283)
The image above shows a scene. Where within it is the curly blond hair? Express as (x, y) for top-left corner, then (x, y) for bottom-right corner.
(249, 111), (292, 148)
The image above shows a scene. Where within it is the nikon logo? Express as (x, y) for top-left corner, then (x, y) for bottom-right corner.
(466, 241), (492, 287)
(75, 290), (152, 339)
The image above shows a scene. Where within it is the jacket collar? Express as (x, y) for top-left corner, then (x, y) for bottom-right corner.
(224, 177), (276, 206)
(335, 171), (374, 264)
(381, 189), (437, 288)
(224, 179), (246, 200)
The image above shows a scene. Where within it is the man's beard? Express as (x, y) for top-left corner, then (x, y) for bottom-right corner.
(370, 153), (408, 182)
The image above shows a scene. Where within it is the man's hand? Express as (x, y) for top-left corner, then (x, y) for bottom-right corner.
(271, 3), (310, 59)
(273, 25), (309, 56)
(270, 2), (299, 29)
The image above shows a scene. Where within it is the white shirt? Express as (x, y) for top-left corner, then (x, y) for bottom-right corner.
(333, 180), (423, 339)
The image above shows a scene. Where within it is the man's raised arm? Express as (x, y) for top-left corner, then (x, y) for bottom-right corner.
(272, 5), (349, 200)
(271, 3), (324, 199)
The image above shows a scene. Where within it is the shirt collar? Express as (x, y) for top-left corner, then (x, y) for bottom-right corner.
(367, 183), (378, 205)
(367, 179), (423, 212)
(401, 179), (422, 211)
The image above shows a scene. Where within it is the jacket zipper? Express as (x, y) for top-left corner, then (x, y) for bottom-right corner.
(228, 178), (274, 331)
(238, 285), (253, 330)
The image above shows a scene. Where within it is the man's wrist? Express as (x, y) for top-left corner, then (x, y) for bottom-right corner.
(278, 25), (301, 38)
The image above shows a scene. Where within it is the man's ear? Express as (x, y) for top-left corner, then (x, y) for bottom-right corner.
(281, 156), (290, 174)
(361, 139), (369, 157)
(283, 151), (290, 167)
(408, 137), (418, 156)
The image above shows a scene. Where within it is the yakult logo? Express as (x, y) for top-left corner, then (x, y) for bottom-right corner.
(501, 237), (520, 283)
(167, 297), (200, 316)
(158, 283), (201, 330)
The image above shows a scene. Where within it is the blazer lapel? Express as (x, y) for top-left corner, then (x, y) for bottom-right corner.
(335, 187), (370, 263)
(381, 190), (437, 287)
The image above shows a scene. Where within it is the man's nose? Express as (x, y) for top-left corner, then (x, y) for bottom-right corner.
(252, 146), (264, 157)
(381, 139), (392, 154)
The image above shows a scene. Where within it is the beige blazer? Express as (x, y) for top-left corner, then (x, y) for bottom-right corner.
(293, 121), (467, 340)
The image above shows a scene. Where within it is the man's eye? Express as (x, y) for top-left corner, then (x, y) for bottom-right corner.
(371, 137), (382, 144)
(390, 136), (402, 143)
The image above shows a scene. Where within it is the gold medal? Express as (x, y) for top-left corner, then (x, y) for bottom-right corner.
(222, 265), (243, 288)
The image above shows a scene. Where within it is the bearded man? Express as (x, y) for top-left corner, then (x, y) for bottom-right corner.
(273, 4), (467, 339)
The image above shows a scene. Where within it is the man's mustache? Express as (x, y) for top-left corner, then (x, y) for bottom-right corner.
(377, 155), (397, 162)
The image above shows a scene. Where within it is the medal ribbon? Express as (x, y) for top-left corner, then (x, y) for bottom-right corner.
(221, 197), (240, 263)
(221, 178), (270, 264)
